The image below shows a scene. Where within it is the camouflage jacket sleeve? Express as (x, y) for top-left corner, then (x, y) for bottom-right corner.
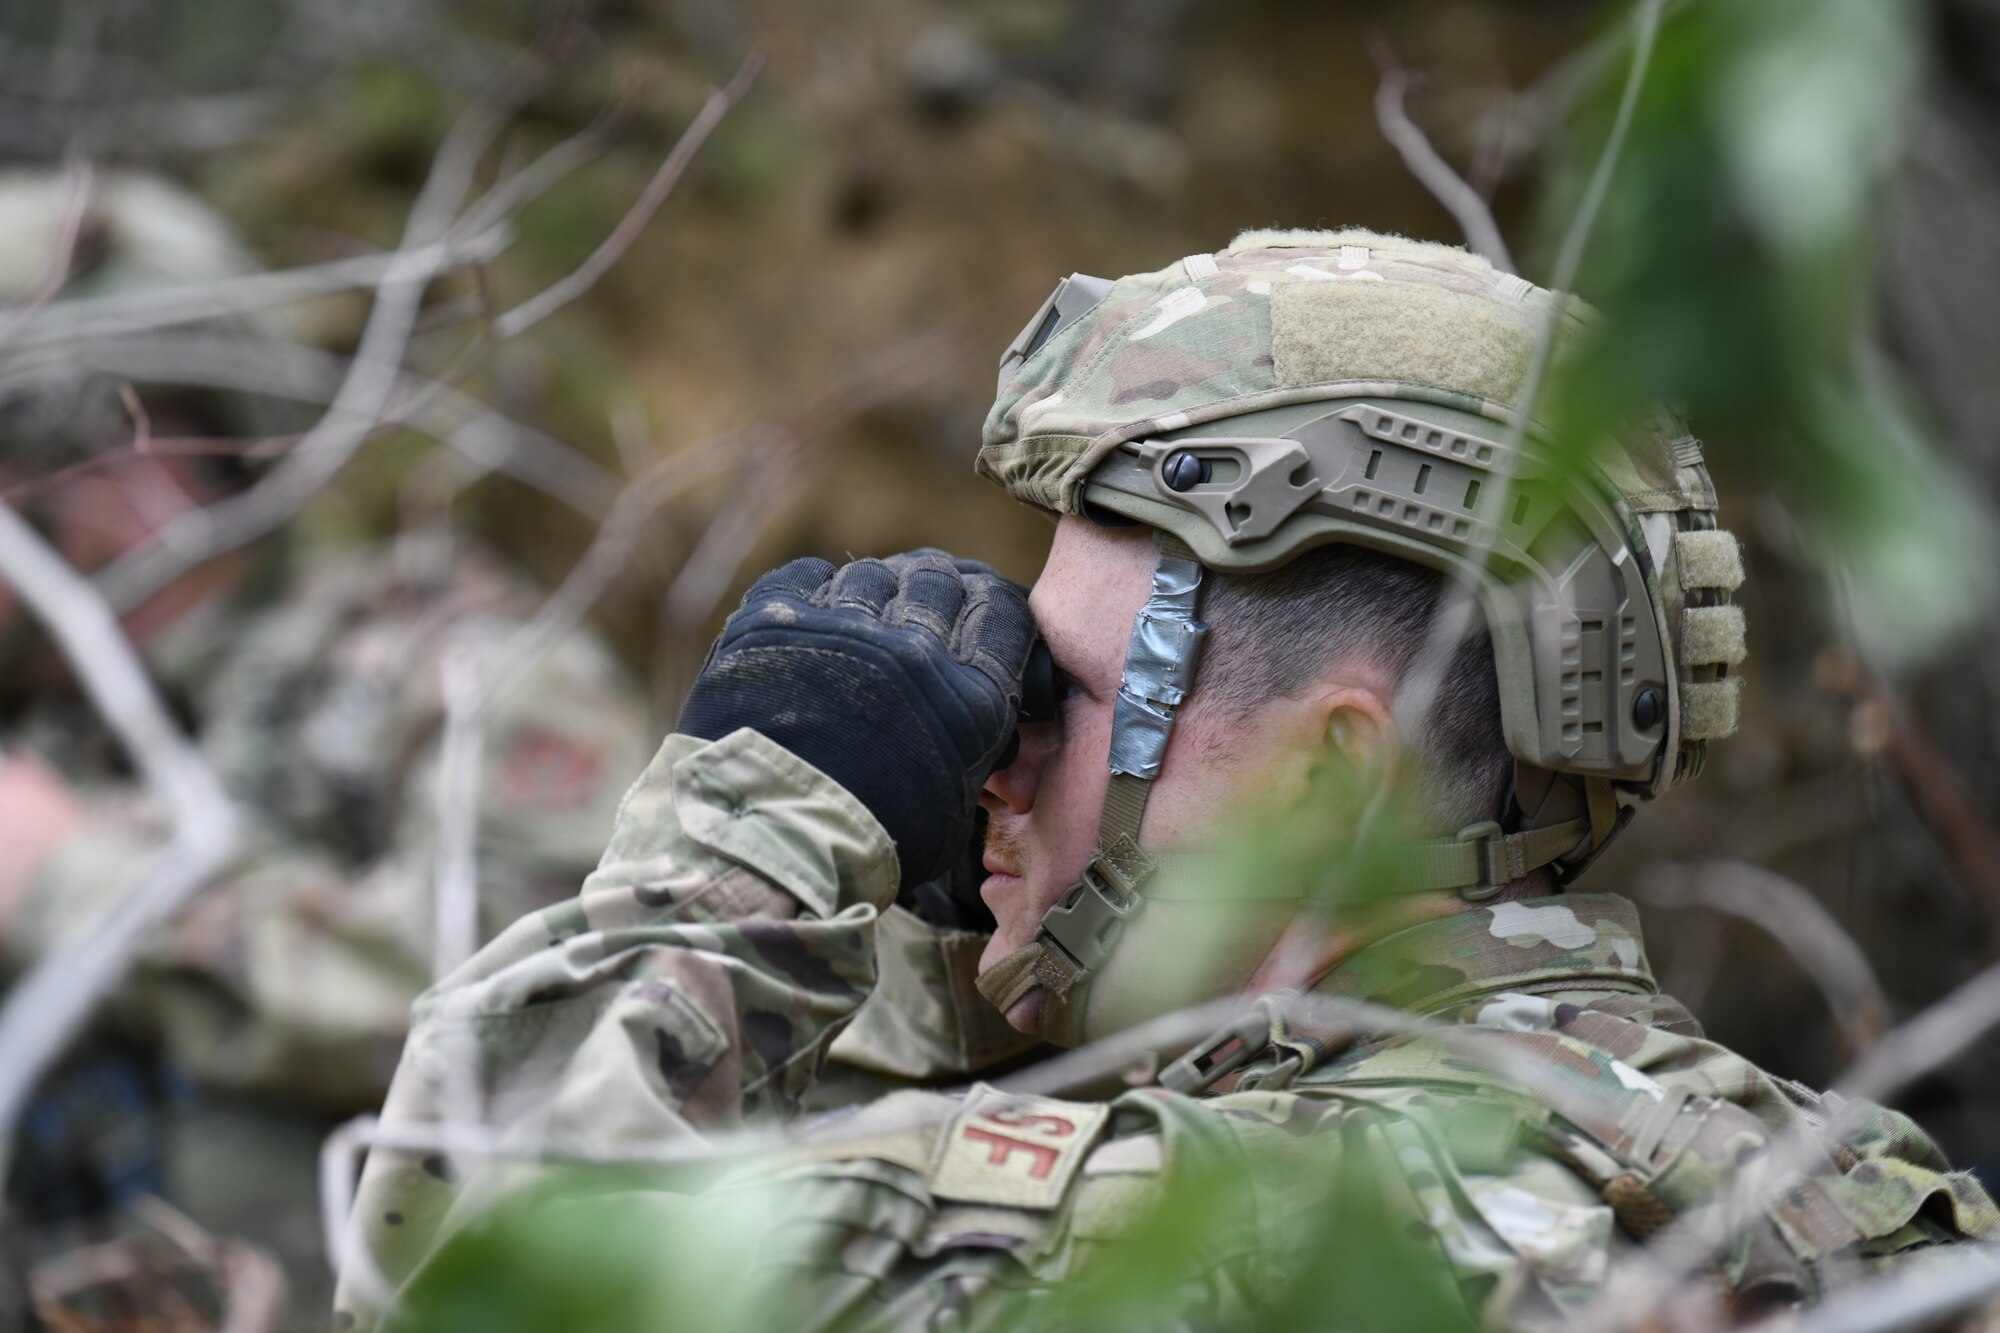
(812, 903), (1044, 1110)
(339, 725), (898, 1310)
(1, 630), (654, 1108)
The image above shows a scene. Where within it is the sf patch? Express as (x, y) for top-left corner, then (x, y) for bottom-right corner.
(928, 1084), (1110, 1210)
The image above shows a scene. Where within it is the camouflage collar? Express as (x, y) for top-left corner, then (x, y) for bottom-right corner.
(1313, 893), (1655, 1016)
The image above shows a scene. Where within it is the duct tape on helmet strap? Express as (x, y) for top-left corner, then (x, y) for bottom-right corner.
(1106, 548), (1207, 779)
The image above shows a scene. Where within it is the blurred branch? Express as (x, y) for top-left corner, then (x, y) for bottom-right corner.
(317, 989), (1523, 1300)
(652, 321), (972, 707)
(88, 53), (542, 615)
(1634, 860), (1889, 1056)
(491, 50), (763, 341)
(478, 445), (739, 706)
(1746, 1242), (2000, 1333)
(83, 51), (759, 613)
(0, 499), (242, 1171)
(5, 232), (510, 351)
(1816, 648), (2000, 947)
(0, 498), (236, 870)
(454, 81), (643, 242)
(424, 366), (835, 982)
(0, 151), (94, 347)
(1835, 955), (2000, 1105)
(2, 333), (623, 520)
(1367, 37), (1516, 273)
(431, 650), (487, 980)
(415, 436), (738, 983)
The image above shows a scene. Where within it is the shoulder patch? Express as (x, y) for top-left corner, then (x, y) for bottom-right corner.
(928, 1084), (1110, 1210)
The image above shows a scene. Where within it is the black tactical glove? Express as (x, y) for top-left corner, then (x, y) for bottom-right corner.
(677, 550), (1036, 897)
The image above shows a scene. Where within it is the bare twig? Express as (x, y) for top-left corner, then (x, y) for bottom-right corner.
(115, 382), (151, 453)
(455, 84), (642, 242)
(431, 649), (488, 980)
(1835, 955), (2000, 1105)
(88, 54), (760, 613)
(0, 151), (95, 346)
(419, 420), (771, 996)
(656, 431), (792, 633)
(3, 333), (622, 520)
(1368, 38), (1516, 273)
(89, 61), (533, 613)
(651, 322), (972, 705)
(0, 340), (620, 522)
(491, 51), (764, 341)
(478, 444), (741, 707)
(0, 499), (241, 1169)
(1, 230), (510, 352)
(319, 989), (1529, 1302)
(1744, 1241), (2000, 1333)
(1816, 648), (2000, 947)
(1635, 859), (1890, 1056)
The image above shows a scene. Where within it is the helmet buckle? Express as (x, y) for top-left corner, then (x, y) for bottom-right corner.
(1455, 820), (1508, 902)
(1038, 856), (1142, 973)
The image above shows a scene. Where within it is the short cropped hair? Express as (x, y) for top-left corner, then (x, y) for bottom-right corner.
(1196, 543), (1516, 843)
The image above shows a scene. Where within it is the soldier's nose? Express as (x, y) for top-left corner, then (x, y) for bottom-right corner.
(981, 727), (1045, 815)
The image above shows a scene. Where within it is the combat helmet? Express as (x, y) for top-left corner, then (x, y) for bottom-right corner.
(973, 229), (1747, 1045)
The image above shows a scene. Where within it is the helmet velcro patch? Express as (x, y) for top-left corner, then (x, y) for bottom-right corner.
(1674, 529), (1745, 591)
(1270, 280), (1542, 408)
(1679, 605), (1747, 668)
(1682, 677), (1742, 742)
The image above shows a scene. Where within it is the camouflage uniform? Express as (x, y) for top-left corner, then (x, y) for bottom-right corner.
(339, 729), (1998, 1330)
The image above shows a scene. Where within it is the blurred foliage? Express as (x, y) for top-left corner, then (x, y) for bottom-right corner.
(1542, 0), (1998, 665)
(390, 1169), (776, 1332)
(387, 1118), (1479, 1333)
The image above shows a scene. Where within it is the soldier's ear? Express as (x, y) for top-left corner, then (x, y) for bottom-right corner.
(1318, 685), (1399, 791)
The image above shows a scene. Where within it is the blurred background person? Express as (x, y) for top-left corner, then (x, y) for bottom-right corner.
(0, 169), (655, 1320)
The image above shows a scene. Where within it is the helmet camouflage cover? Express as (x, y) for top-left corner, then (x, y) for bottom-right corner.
(980, 227), (1744, 797)
(971, 229), (1747, 1044)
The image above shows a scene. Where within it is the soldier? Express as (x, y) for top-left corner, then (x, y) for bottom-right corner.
(0, 171), (656, 1320)
(340, 231), (1999, 1331)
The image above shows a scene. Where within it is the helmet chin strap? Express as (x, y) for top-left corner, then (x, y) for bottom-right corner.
(975, 531), (1207, 1046)
(973, 535), (1607, 1047)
